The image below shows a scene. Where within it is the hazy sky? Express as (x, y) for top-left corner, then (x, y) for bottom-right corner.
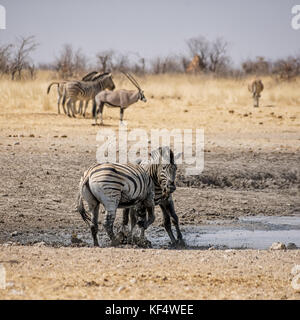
(1, 0), (300, 66)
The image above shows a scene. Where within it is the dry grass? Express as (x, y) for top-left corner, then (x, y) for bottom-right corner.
(0, 71), (299, 137)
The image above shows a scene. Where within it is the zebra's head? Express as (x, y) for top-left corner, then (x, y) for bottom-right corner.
(98, 73), (116, 91)
(152, 146), (181, 199)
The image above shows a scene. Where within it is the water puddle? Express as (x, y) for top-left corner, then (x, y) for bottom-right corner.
(2, 215), (300, 250)
(148, 215), (300, 249)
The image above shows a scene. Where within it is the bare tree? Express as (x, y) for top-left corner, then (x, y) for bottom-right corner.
(186, 35), (210, 71)
(150, 55), (183, 74)
(10, 35), (38, 80)
(209, 37), (230, 73)
(0, 43), (12, 75)
(272, 56), (300, 81)
(185, 35), (230, 74)
(242, 56), (270, 76)
(96, 50), (114, 73)
(54, 44), (87, 79)
(112, 52), (130, 72)
(73, 48), (87, 76)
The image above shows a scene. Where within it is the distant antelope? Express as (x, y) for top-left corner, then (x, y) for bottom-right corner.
(248, 79), (264, 107)
(62, 72), (116, 117)
(47, 71), (100, 115)
(94, 72), (146, 125)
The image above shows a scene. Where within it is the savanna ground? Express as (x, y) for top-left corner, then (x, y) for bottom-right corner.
(0, 72), (299, 299)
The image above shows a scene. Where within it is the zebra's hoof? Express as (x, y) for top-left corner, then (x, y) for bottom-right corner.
(111, 238), (120, 247)
(176, 239), (186, 248)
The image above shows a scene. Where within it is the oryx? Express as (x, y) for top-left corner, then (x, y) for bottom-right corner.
(248, 79), (264, 108)
(93, 72), (147, 125)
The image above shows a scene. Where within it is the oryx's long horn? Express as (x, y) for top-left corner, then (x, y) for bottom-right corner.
(122, 71), (141, 90)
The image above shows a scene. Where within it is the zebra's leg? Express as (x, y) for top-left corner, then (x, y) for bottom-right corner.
(159, 202), (177, 246)
(78, 101), (83, 115)
(116, 208), (130, 244)
(103, 207), (119, 246)
(83, 100), (89, 118)
(57, 95), (61, 114)
(128, 208), (138, 244)
(133, 206), (152, 247)
(165, 198), (185, 246)
(61, 95), (67, 115)
(91, 203), (100, 247)
(71, 100), (76, 118)
(82, 184), (100, 246)
(66, 98), (72, 117)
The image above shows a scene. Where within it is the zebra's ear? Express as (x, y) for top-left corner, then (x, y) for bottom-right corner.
(174, 152), (182, 162)
(161, 146), (171, 160)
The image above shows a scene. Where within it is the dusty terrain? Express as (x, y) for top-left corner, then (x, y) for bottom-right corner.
(0, 74), (300, 299)
(1, 246), (300, 300)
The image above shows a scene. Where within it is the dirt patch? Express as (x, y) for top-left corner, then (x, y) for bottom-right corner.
(0, 246), (299, 300)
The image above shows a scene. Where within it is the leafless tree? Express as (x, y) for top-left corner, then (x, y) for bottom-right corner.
(54, 44), (87, 79)
(186, 35), (210, 71)
(112, 52), (130, 72)
(10, 35), (38, 80)
(0, 43), (12, 75)
(186, 35), (230, 74)
(272, 56), (300, 81)
(96, 50), (114, 73)
(209, 37), (230, 73)
(242, 56), (270, 76)
(150, 55), (183, 74)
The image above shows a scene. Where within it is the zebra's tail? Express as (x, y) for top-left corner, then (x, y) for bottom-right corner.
(47, 82), (59, 94)
(76, 174), (92, 227)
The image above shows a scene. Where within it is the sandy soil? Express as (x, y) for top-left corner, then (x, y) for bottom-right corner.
(0, 245), (299, 300)
(0, 84), (300, 299)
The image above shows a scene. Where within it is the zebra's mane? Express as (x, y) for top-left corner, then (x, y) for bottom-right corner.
(150, 146), (175, 165)
(81, 71), (98, 81)
(81, 71), (111, 82)
(92, 72), (110, 81)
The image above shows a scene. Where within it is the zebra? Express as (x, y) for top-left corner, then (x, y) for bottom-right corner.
(76, 162), (155, 247)
(77, 71), (103, 116)
(46, 71), (101, 116)
(62, 72), (115, 118)
(121, 146), (185, 247)
(248, 79), (264, 107)
(47, 81), (67, 115)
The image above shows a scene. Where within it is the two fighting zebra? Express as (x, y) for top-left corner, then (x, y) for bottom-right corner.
(76, 146), (184, 247)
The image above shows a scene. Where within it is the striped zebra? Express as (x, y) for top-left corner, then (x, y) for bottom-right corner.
(47, 81), (67, 115)
(121, 146), (185, 247)
(46, 71), (101, 116)
(248, 79), (264, 107)
(77, 71), (102, 116)
(62, 72), (115, 118)
(76, 162), (155, 247)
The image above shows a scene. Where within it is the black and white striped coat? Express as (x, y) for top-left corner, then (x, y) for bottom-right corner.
(63, 73), (115, 117)
(77, 161), (154, 246)
(122, 147), (184, 246)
